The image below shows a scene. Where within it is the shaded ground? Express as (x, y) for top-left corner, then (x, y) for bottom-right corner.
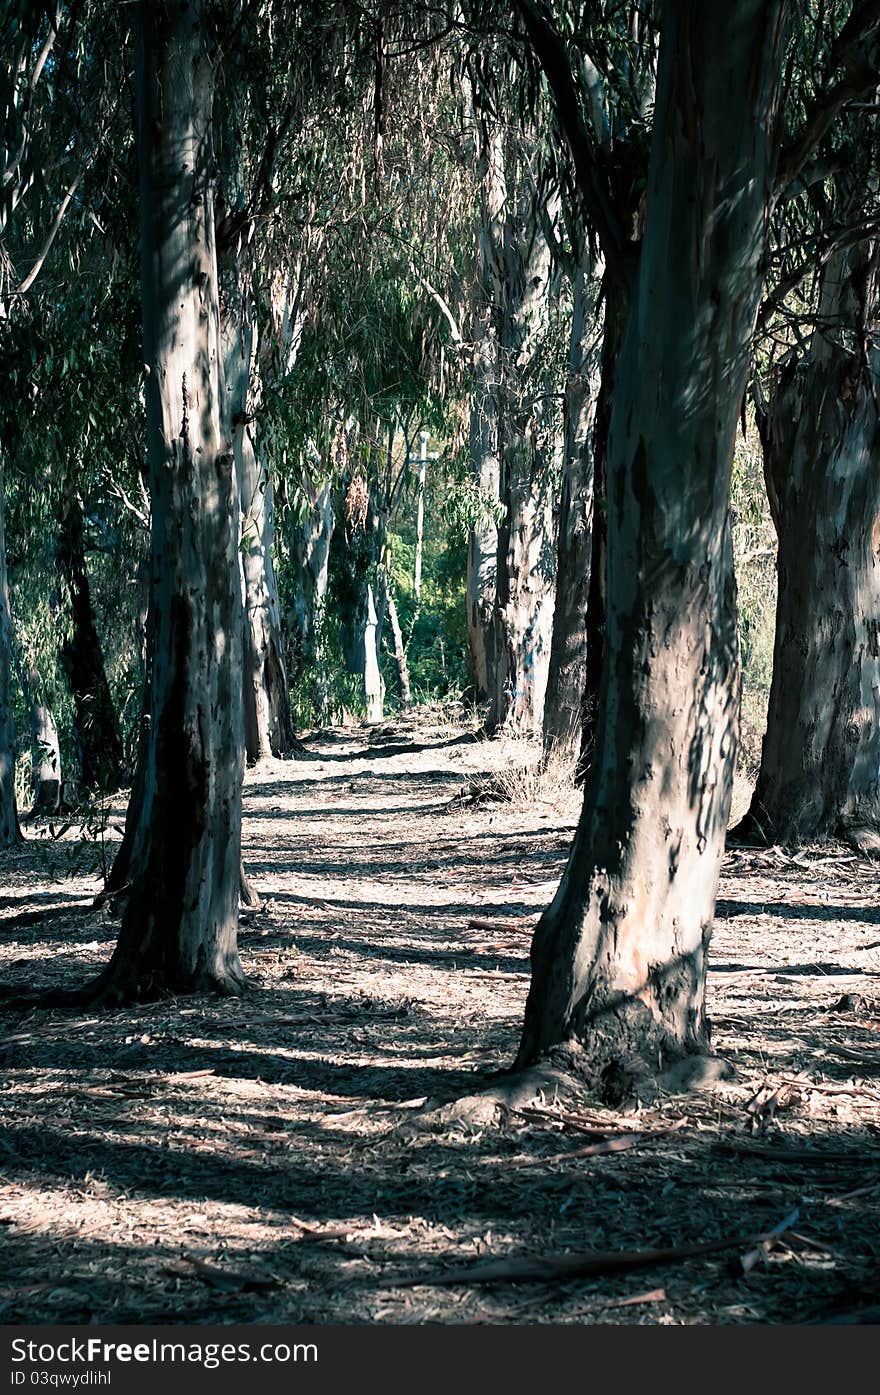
(1, 709), (879, 1325)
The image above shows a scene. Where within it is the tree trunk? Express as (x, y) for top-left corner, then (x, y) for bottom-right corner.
(413, 431), (427, 603)
(287, 479), (334, 718)
(335, 479), (385, 725)
(737, 234), (880, 850)
(542, 257), (602, 760)
(362, 582), (383, 724)
(378, 567), (412, 707)
(222, 285), (293, 762)
(578, 271), (628, 779)
(56, 484), (125, 793)
(517, 0), (786, 1084)
(0, 463), (21, 847)
(30, 692), (61, 814)
(94, 0), (244, 1002)
(469, 122), (558, 735)
(466, 326), (501, 703)
(218, 87), (293, 766)
(487, 423), (556, 736)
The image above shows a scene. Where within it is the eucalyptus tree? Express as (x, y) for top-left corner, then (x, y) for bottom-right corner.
(270, 15), (473, 723)
(465, 84), (562, 736)
(89, 0), (246, 1001)
(509, 0), (880, 1085)
(1, 1), (82, 844)
(508, 0), (788, 1084)
(541, 250), (601, 761)
(737, 117), (880, 849)
(1, 1), (128, 841)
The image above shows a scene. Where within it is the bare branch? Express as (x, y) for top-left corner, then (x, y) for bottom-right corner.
(514, 0), (630, 287)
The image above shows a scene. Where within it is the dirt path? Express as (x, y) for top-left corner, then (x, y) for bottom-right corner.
(1, 711), (879, 1325)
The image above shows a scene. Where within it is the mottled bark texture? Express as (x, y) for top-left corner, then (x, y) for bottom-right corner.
(95, 0), (245, 1001)
(543, 258), (602, 759)
(0, 464), (21, 847)
(467, 124), (557, 733)
(56, 485), (125, 792)
(218, 95), (293, 764)
(738, 233), (880, 851)
(518, 0), (787, 1084)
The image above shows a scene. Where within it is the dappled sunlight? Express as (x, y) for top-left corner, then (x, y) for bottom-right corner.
(1, 724), (879, 1323)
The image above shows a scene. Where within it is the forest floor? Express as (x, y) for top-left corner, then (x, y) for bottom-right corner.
(1, 706), (879, 1326)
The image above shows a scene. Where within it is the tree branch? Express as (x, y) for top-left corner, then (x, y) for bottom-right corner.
(775, 0), (880, 198)
(514, 0), (630, 286)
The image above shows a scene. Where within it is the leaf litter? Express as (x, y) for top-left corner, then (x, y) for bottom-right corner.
(1, 710), (879, 1325)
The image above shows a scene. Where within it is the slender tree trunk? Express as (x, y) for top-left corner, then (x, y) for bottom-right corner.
(487, 422), (556, 736)
(517, 0), (786, 1085)
(30, 692), (61, 814)
(0, 464), (21, 847)
(377, 566), (412, 707)
(468, 122), (559, 735)
(362, 582), (383, 724)
(222, 287), (293, 762)
(56, 484), (125, 793)
(414, 431), (427, 603)
(465, 326), (501, 703)
(466, 123), (505, 704)
(287, 479), (335, 717)
(737, 234), (880, 850)
(543, 257), (602, 759)
(218, 87), (293, 765)
(94, 0), (244, 1001)
(336, 477), (385, 725)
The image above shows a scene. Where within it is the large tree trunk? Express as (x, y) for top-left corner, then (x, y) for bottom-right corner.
(56, 484), (125, 793)
(517, 0), (786, 1085)
(0, 464), (21, 847)
(542, 257), (602, 759)
(94, 0), (244, 1002)
(737, 234), (880, 850)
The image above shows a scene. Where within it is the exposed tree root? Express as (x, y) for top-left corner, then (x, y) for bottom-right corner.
(839, 821), (880, 857)
(0, 959), (248, 1012)
(729, 810), (880, 858)
(405, 1041), (737, 1134)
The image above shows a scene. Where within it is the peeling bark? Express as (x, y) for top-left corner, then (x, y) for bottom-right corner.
(94, 0), (245, 1002)
(518, 0), (787, 1083)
